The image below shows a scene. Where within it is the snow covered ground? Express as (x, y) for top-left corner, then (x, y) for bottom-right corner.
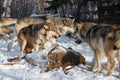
(0, 29), (119, 80)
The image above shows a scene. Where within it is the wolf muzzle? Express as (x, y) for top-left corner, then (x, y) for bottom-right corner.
(113, 45), (119, 50)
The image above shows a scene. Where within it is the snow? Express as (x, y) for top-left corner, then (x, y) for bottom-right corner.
(30, 13), (60, 17)
(0, 28), (120, 80)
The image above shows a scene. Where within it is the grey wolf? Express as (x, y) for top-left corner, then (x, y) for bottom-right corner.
(43, 16), (75, 35)
(7, 16), (75, 52)
(75, 22), (120, 77)
(45, 44), (86, 73)
(18, 22), (60, 57)
(18, 16), (75, 56)
(7, 16), (48, 51)
(74, 22), (96, 43)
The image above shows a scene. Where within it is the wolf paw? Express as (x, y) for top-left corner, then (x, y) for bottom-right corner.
(100, 67), (109, 73)
(106, 71), (112, 76)
(88, 66), (94, 71)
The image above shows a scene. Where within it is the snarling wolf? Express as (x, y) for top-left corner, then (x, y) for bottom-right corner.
(18, 16), (75, 56)
(7, 16), (48, 51)
(8, 16), (74, 52)
(18, 22), (60, 57)
(45, 44), (86, 73)
(75, 22), (120, 77)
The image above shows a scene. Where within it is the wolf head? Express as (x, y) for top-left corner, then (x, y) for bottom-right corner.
(74, 22), (96, 44)
(59, 18), (75, 35)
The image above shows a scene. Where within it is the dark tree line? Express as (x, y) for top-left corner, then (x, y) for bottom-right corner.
(45, 0), (120, 23)
(45, 0), (78, 17)
(0, 0), (120, 23)
(0, 0), (4, 17)
(0, 0), (48, 18)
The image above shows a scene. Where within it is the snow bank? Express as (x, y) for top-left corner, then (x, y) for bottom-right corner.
(0, 35), (119, 80)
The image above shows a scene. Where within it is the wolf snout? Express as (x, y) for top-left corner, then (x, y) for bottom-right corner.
(75, 39), (82, 44)
(53, 35), (60, 39)
(113, 45), (119, 50)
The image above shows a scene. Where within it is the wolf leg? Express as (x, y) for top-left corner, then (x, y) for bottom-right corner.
(117, 50), (120, 78)
(19, 39), (27, 57)
(102, 59), (110, 72)
(88, 52), (97, 71)
(7, 36), (17, 52)
(7, 25), (18, 52)
(96, 51), (102, 73)
(107, 50), (117, 76)
(33, 44), (39, 52)
(118, 58), (120, 78)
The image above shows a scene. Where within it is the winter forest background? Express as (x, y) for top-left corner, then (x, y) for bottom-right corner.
(0, 0), (120, 80)
(0, 0), (120, 24)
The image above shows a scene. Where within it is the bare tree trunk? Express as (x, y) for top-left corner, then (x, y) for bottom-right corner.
(0, 0), (4, 17)
(36, 0), (48, 14)
(98, 0), (103, 23)
(11, 0), (34, 18)
(32, 0), (37, 14)
(2, 0), (12, 17)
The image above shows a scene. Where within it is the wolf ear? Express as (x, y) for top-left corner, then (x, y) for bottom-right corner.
(76, 22), (83, 30)
(63, 19), (68, 25)
(72, 18), (75, 22)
